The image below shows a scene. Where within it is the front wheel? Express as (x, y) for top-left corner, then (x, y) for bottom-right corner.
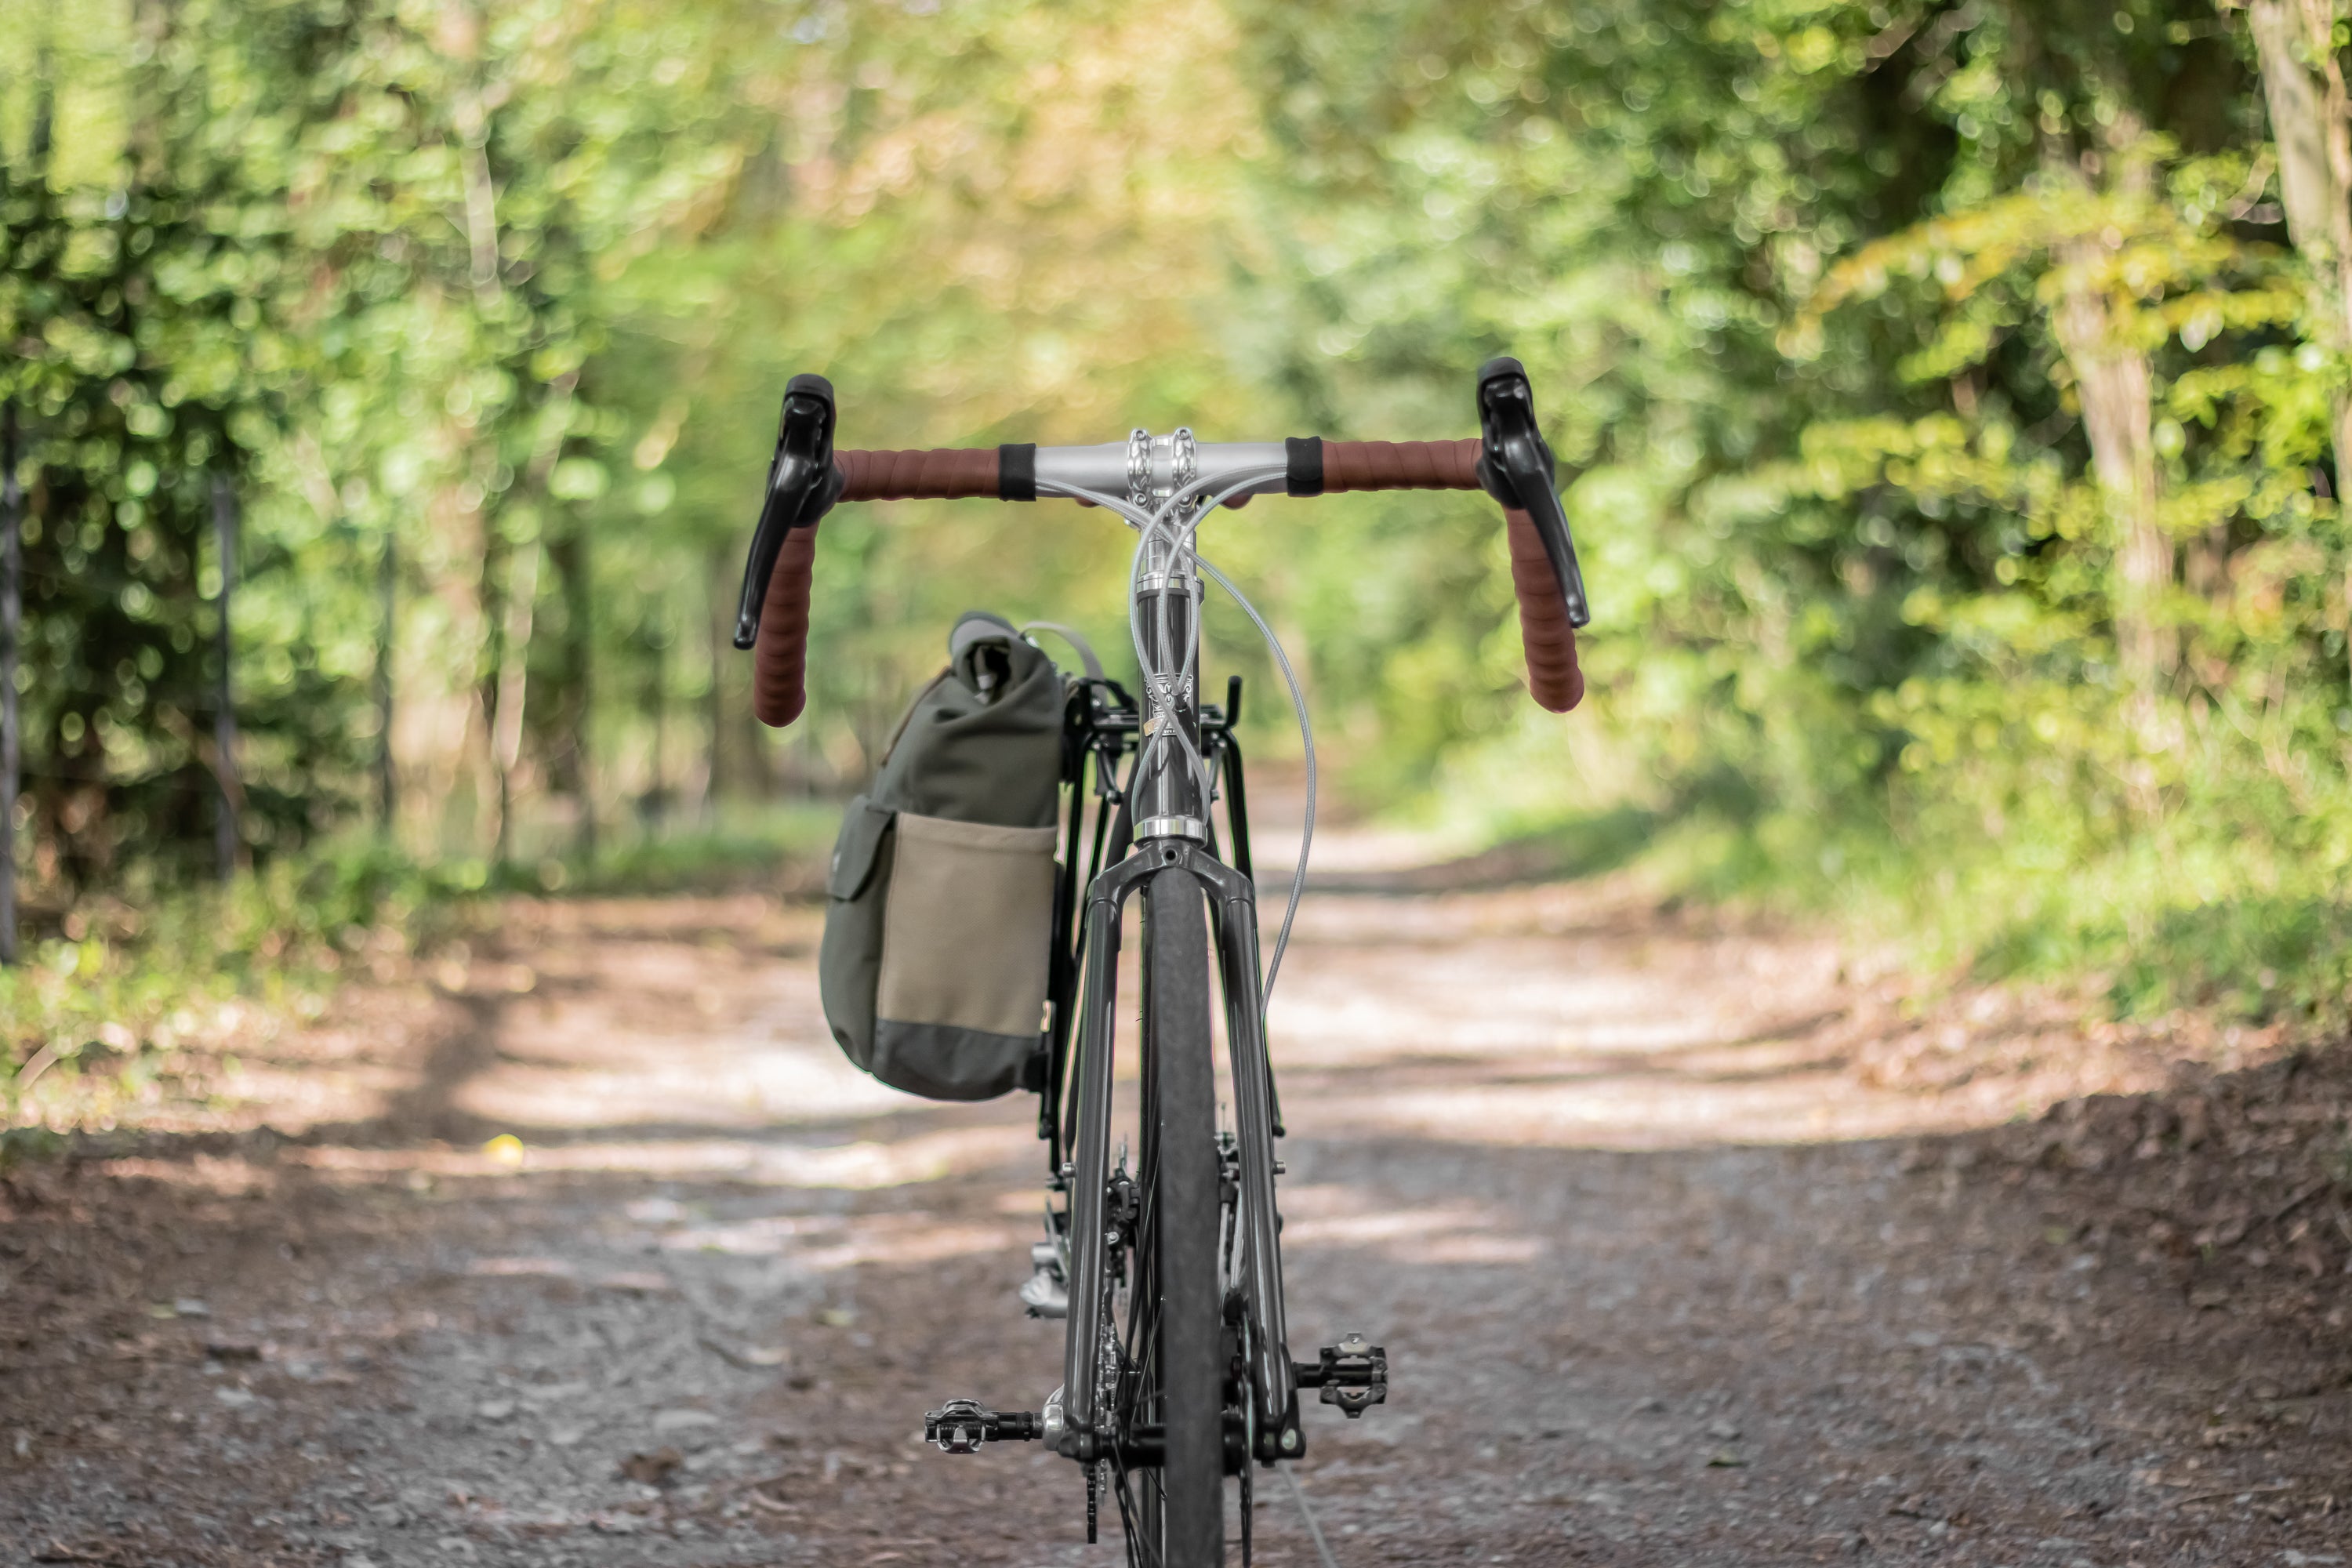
(1138, 866), (1227, 1565)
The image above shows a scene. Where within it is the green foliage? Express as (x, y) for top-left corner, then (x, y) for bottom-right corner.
(1222, 0), (2352, 1025)
(8, 0), (2352, 1040)
(0, 838), (477, 1122)
(568, 804), (840, 894)
(2, 0), (368, 880)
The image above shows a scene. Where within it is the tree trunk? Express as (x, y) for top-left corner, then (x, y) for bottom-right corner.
(2, 401), (20, 964)
(703, 541), (775, 806)
(485, 374), (576, 863)
(2249, 0), (2352, 493)
(644, 613), (668, 829)
(376, 526), (397, 837)
(2052, 242), (2172, 698)
(473, 503), (506, 856)
(552, 518), (596, 862)
(210, 475), (245, 878)
(704, 542), (727, 822)
(489, 533), (539, 864)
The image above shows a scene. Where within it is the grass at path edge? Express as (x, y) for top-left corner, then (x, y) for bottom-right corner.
(2, 808), (838, 1140)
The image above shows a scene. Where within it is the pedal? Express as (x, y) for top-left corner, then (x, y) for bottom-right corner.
(1294, 1333), (1388, 1418)
(1019, 1239), (1069, 1319)
(924, 1398), (1044, 1454)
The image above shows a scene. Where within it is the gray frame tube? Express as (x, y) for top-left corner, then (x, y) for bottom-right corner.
(1057, 844), (1297, 1455)
(1058, 849), (1155, 1454)
(1187, 843), (1294, 1436)
(1036, 441), (1290, 500)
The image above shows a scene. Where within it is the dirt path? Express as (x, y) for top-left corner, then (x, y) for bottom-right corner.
(5, 854), (2350, 1566)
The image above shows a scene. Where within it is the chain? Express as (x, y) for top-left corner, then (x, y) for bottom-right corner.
(1095, 1314), (1123, 1436)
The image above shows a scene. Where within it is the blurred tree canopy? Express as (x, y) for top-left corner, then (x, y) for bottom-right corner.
(5, 0), (2352, 1015)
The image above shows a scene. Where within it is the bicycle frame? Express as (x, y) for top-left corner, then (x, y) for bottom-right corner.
(1044, 430), (1301, 1465)
(751, 361), (1584, 1556)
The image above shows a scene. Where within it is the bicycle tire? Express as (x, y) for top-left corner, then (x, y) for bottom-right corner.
(1142, 866), (1226, 1565)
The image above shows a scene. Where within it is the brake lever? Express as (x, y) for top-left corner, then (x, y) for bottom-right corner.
(1474, 356), (1591, 629)
(732, 372), (845, 650)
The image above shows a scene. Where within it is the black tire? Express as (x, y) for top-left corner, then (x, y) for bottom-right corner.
(1141, 866), (1225, 1566)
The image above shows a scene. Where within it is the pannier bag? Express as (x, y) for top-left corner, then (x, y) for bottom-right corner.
(818, 612), (1067, 1099)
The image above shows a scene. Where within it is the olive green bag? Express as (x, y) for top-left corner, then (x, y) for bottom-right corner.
(817, 612), (1068, 1100)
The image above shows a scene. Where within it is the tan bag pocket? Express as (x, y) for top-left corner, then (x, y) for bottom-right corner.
(876, 812), (1058, 1040)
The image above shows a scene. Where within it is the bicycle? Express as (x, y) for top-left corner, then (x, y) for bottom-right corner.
(731, 358), (1588, 1566)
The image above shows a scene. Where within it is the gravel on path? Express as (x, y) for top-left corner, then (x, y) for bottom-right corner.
(3, 873), (2348, 1566)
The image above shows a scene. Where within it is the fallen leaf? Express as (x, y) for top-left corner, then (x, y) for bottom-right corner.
(466, 1257), (575, 1279)
(619, 1446), (682, 1486)
(34, 1543), (122, 1566)
(2172, 1480), (2292, 1508)
(699, 1336), (789, 1370)
(593, 1272), (672, 1294)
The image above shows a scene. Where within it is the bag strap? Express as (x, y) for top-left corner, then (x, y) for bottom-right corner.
(1019, 620), (1105, 683)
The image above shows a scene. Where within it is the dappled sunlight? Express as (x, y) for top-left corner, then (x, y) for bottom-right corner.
(13, 0), (2352, 1554)
(1301, 1070), (1975, 1151)
(25, 877), (2344, 1566)
(314, 841), (2164, 1176)
(115, 840), (2165, 1194)
(449, 1024), (909, 1131)
(452, 921), (912, 1128)
(655, 1211), (1022, 1270)
(1255, 870), (2042, 1150)
(1276, 1184), (1545, 1264)
(86, 1153), (278, 1195)
(287, 1123), (1030, 1189)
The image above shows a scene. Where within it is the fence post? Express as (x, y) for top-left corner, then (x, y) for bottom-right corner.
(2, 401), (20, 964)
(376, 525), (397, 835)
(211, 474), (241, 880)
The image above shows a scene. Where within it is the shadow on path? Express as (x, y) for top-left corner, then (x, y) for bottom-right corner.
(4, 879), (2349, 1565)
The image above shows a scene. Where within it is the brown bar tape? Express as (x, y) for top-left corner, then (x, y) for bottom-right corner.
(752, 520), (819, 728)
(835, 448), (1000, 502)
(1506, 506), (1583, 713)
(1319, 437), (1482, 492)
